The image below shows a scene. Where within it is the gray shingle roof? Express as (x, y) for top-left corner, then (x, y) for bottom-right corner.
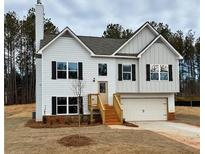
(40, 34), (127, 55)
(78, 36), (127, 55)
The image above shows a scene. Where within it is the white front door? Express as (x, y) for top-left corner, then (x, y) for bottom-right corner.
(98, 81), (108, 104)
(122, 98), (167, 121)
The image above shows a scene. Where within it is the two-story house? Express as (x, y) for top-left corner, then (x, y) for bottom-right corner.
(35, 1), (183, 124)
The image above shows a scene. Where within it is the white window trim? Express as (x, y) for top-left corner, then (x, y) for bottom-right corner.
(56, 97), (67, 115)
(55, 62), (79, 80)
(56, 62), (67, 79)
(122, 64), (132, 81)
(68, 62), (78, 79)
(68, 97), (79, 115)
(56, 96), (79, 115)
(150, 64), (169, 81)
(98, 63), (107, 76)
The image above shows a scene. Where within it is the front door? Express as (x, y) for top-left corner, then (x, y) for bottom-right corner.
(98, 81), (108, 104)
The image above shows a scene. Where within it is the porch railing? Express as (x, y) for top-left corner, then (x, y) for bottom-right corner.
(88, 93), (105, 124)
(113, 93), (123, 124)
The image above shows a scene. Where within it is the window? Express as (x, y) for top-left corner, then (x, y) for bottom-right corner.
(98, 64), (107, 76)
(68, 97), (78, 114)
(160, 65), (168, 80)
(123, 65), (131, 80)
(57, 62), (67, 79)
(57, 97), (67, 114)
(150, 64), (168, 81)
(99, 82), (106, 93)
(68, 63), (78, 79)
(150, 64), (159, 80)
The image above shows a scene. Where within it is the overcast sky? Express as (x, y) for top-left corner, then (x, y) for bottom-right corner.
(5, 0), (200, 37)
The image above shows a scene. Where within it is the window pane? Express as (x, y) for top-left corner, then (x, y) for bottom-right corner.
(69, 71), (77, 79)
(123, 65), (131, 72)
(160, 65), (168, 72)
(57, 62), (66, 70)
(151, 73), (159, 80)
(68, 63), (77, 71)
(151, 65), (159, 73)
(160, 73), (168, 80)
(57, 71), (67, 79)
(57, 97), (67, 105)
(123, 73), (131, 80)
(99, 83), (106, 93)
(69, 97), (77, 105)
(69, 106), (78, 113)
(98, 64), (107, 76)
(57, 106), (67, 114)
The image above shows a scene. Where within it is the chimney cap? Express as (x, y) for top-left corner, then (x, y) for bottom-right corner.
(37, 0), (42, 4)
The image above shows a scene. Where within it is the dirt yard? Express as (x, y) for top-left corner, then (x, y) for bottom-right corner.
(5, 104), (199, 154)
(175, 106), (200, 126)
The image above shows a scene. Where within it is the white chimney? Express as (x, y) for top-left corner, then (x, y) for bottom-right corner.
(35, 0), (44, 51)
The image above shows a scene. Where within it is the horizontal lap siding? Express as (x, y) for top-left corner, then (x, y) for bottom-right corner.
(118, 27), (156, 54)
(42, 37), (116, 115)
(139, 42), (179, 93)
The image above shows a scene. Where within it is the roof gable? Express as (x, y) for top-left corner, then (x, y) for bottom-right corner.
(137, 35), (183, 59)
(112, 22), (159, 55)
(37, 27), (95, 55)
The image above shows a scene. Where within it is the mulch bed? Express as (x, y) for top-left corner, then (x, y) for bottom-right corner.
(57, 135), (93, 147)
(123, 122), (139, 127)
(25, 119), (101, 128)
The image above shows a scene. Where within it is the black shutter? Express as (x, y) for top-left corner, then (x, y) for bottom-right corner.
(118, 64), (122, 81)
(169, 65), (173, 81)
(52, 97), (56, 115)
(79, 97), (83, 114)
(132, 64), (136, 81)
(51, 61), (56, 79)
(146, 64), (150, 81)
(78, 62), (83, 80)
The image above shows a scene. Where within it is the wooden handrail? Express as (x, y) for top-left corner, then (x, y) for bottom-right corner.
(88, 93), (105, 124)
(113, 93), (123, 124)
(97, 94), (106, 124)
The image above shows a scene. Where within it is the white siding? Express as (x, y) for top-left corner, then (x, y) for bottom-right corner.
(42, 37), (116, 115)
(118, 27), (156, 54)
(139, 42), (180, 93)
(36, 58), (42, 121)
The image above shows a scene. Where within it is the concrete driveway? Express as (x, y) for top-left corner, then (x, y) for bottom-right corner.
(131, 121), (200, 149)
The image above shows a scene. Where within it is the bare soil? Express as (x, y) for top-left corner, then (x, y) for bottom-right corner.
(175, 106), (200, 126)
(58, 135), (93, 147)
(5, 104), (199, 154)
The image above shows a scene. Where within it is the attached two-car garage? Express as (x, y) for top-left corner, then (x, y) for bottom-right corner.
(121, 98), (168, 121)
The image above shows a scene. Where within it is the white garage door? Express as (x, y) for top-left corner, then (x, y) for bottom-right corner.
(122, 98), (167, 121)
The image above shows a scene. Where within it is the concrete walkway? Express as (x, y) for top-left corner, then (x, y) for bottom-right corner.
(131, 121), (200, 149)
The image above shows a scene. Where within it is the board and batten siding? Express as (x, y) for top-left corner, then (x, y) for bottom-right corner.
(42, 36), (116, 115)
(115, 59), (139, 93)
(139, 42), (180, 92)
(118, 27), (156, 54)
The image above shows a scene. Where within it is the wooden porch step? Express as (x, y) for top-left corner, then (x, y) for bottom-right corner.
(105, 121), (122, 125)
(104, 105), (121, 125)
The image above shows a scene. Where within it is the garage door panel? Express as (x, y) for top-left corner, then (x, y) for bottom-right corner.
(122, 98), (167, 121)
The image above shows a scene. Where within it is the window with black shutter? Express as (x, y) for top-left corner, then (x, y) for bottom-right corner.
(78, 62), (83, 80)
(118, 64), (122, 81)
(169, 65), (173, 81)
(132, 64), (136, 81)
(146, 64), (150, 81)
(51, 61), (56, 79)
(52, 96), (56, 115)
